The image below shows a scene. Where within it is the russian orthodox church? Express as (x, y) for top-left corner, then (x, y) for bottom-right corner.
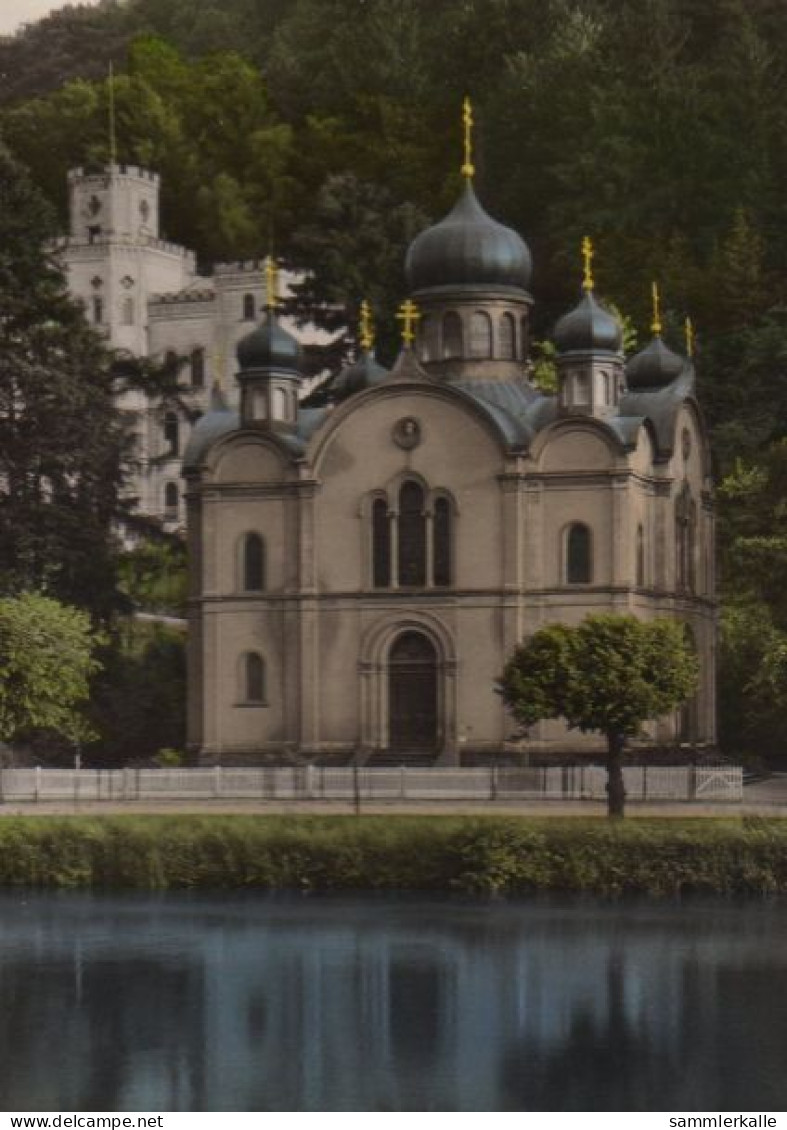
(183, 110), (715, 765)
(55, 163), (331, 529)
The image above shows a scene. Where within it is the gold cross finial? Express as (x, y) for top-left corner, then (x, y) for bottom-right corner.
(396, 299), (420, 347)
(359, 299), (374, 351)
(582, 235), (594, 290)
(685, 315), (695, 358)
(651, 280), (662, 336)
(461, 96), (475, 180)
(264, 255), (278, 311)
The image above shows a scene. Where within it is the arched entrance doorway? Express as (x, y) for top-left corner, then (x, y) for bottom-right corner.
(388, 631), (438, 751)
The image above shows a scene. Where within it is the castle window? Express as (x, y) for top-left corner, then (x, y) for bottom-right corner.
(372, 498), (391, 588)
(190, 348), (205, 388)
(470, 311), (492, 358)
(433, 497), (451, 587)
(92, 296), (103, 324)
(398, 481), (426, 586)
(87, 225), (102, 244)
(499, 313), (516, 360)
(163, 411), (179, 455)
(164, 481), (179, 517)
(566, 523), (592, 584)
(442, 312), (463, 360)
(243, 293), (256, 321)
(636, 523), (645, 587)
(243, 652), (266, 704)
(121, 297), (134, 326)
(242, 533), (265, 592)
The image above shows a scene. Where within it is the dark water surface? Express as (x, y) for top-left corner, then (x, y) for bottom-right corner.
(0, 892), (785, 1112)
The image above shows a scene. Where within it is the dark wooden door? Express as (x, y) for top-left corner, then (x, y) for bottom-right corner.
(389, 631), (438, 750)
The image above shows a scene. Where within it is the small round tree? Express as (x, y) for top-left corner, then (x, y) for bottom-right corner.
(497, 614), (699, 817)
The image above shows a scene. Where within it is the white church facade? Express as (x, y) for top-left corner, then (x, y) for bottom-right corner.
(182, 164), (716, 765)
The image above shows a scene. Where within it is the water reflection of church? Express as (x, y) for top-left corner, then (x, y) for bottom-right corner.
(184, 106), (715, 765)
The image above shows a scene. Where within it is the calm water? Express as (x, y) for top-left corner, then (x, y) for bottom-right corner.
(0, 892), (785, 1112)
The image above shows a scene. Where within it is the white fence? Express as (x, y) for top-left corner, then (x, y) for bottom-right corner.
(0, 764), (743, 804)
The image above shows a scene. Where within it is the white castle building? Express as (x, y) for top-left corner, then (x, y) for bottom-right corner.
(56, 163), (331, 529)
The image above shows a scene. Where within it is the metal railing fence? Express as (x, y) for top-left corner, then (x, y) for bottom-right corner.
(0, 764), (742, 804)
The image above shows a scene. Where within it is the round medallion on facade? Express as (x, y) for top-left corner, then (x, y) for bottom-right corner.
(393, 417), (421, 449)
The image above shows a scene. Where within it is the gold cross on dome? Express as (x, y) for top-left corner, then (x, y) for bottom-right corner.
(651, 280), (662, 336)
(582, 235), (594, 290)
(396, 299), (420, 347)
(685, 315), (695, 358)
(461, 96), (475, 180)
(264, 255), (279, 310)
(359, 299), (374, 351)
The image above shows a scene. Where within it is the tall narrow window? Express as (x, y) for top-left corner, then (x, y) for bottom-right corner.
(243, 533), (265, 592)
(245, 652), (265, 703)
(675, 484), (696, 593)
(398, 481), (426, 586)
(433, 497), (451, 586)
(164, 481), (178, 516)
(566, 523), (592, 583)
(470, 311), (492, 358)
(190, 348), (205, 388)
(636, 523), (645, 587)
(243, 293), (256, 321)
(442, 312), (463, 360)
(121, 297), (134, 326)
(163, 411), (179, 455)
(372, 498), (391, 588)
(92, 296), (103, 324)
(499, 313), (515, 360)
(273, 387), (288, 420)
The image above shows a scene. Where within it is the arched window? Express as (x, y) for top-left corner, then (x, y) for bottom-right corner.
(372, 498), (391, 588)
(121, 297), (134, 326)
(499, 313), (516, 360)
(243, 293), (256, 321)
(420, 315), (439, 362)
(243, 533), (265, 592)
(164, 481), (178, 515)
(163, 411), (179, 455)
(566, 523), (592, 584)
(273, 387), (288, 420)
(244, 652), (266, 703)
(190, 348), (205, 388)
(92, 296), (103, 324)
(469, 311), (492, 358)
(164, 350), (178, 376)
(676, 484), (696, 593)
(636, 523), (645, 587)
(433, 497), (451, 586)
(398, 481), (426, 586)
(574, 372), (590, 406)
(442, 312), (463, 360)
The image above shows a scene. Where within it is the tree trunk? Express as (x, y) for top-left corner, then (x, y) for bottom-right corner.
(605, 731), (626, 818)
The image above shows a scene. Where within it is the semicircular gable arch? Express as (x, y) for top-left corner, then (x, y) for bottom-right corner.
(206, 430), (294, 485)
(533, 417), (626, 473)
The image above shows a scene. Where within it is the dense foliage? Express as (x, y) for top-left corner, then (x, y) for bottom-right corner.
(498, 616), (699, 816)
(0, 592), (100, 746)
(0, 814), (783, 895)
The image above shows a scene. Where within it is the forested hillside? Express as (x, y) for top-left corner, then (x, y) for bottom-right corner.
(2, 0), (787, 758)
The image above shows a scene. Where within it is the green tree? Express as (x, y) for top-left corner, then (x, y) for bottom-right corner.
(0, 143), (124, 617)
(498, 614), (698, 817)
(0, 592), (100, 746)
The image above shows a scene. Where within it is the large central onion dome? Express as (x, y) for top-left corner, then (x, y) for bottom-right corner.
(405, 182), (532, 294)
(237, 311), (301, 372)
(553, 290), (623, 354)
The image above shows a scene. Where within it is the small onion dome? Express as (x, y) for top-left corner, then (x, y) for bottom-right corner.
(405, 181), (532, 294)
(332, 350), (389, 402)
(236, 311), (301, 373)
(553, 289), (623, 354)
(625, 335), (685, 390)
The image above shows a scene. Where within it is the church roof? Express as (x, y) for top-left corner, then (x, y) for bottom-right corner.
(182, 385), (238, 473)
(405, 181), (532, 295)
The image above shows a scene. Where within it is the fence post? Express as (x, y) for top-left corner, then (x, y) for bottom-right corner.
(353, 764), (361, 815)
(214, 764), (222, 798)
(689, 765), (698, 801)
(35, 765), (41, 803)
(642, 764), (648, 801)
(400, 765), (406, 800)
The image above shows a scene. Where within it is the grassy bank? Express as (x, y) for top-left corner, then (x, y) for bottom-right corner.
(1, 814), (787, 895)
